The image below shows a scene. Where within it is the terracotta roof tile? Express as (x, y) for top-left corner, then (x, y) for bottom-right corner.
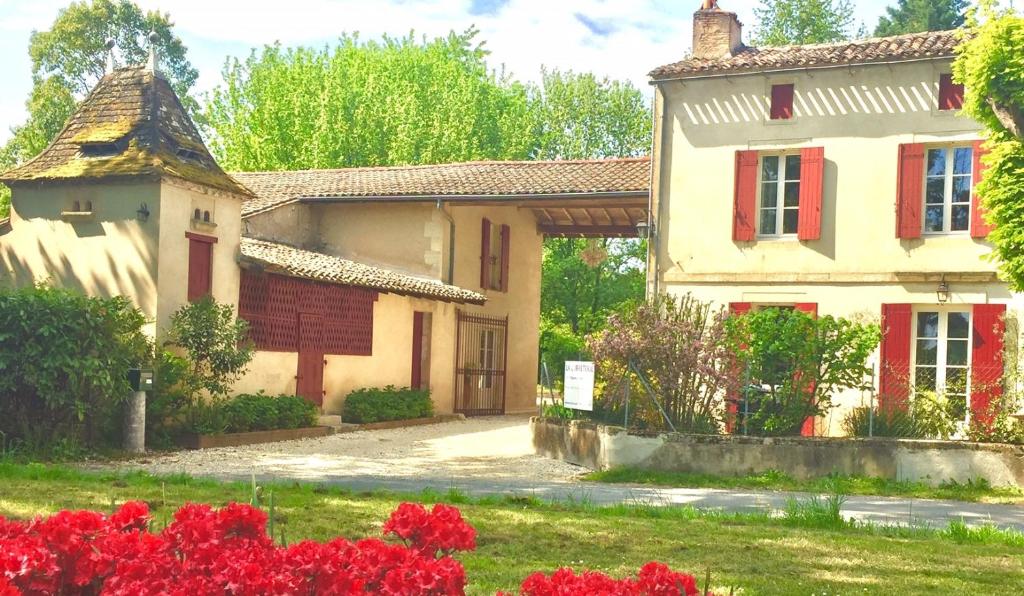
(233, 157), (650, 216)
(649, 30), (960, 80)
(0, 66), (252, 197)
(239, 237), (486, 305)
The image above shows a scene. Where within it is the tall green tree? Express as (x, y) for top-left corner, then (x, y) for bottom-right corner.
(953, 1), (1024, 288)
(752, 0), (857, 45)
(875, 0), (969, 36)
(203, 29), (537, 171)
(1, 0), (197, 217)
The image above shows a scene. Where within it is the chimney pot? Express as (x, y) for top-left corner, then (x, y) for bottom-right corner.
(692, 3), (743, 59)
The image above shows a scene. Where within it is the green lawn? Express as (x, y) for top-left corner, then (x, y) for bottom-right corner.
(584, 467), (1024, 504)
(0, 464), (1021, 595)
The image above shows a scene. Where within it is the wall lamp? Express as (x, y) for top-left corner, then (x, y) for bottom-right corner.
(936, 279), (951, 304)
(136, 203), (150, 222)
(636, 221), (655, 240)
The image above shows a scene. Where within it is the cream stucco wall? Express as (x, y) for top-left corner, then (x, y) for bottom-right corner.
(242, 203), (317, 249)
(652, 57), (1022, 436)
(155, 179), (243, 332)
(0, 181), (161, 335)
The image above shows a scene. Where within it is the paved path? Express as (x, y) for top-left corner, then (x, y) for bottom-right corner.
(107, 415), (1024, 531)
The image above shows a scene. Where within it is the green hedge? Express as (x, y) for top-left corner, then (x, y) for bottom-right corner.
(342, 386), (433, 423)
(218, 393), (317, 434)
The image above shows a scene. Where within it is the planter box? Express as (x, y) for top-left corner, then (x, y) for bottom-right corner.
(177, 426), (332, 450)
(532, 417), (1024, 488)
(337, 414), (465, 433)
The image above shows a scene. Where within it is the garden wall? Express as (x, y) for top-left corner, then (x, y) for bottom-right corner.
(532, 417), (1024, 488)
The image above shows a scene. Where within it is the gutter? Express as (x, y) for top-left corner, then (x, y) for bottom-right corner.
(298, 190), (649, 205)
(647, 55), (955, 85)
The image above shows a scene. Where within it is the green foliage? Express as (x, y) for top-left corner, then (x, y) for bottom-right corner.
(954, 4), (1024, 290)
(843, 406), (924, 438)
(2, 0), (198, 175)
(539, 320), (586, 387)
(164, 296), (253, 398)
(752, 0), (857, 46)
(874, 0), (968, 36)
(342, 386), (433, 423)
(542, 403), (575, 420)
(0, 285), (149, 454)
(728, 309), (881, 436)
(222, 393), (316, 433)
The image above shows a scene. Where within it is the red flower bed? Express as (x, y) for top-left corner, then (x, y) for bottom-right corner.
(0, 501), (708, 595)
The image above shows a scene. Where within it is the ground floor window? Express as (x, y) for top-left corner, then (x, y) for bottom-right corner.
(913, 308), (971, 423)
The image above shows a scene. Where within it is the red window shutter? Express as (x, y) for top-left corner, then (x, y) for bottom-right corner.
(480, 218), (491, 289)
(896, 144), (924, 239)
(794, 303), (819, 436)
(733, 151), (759, 242)
(879, 304), (913, 412)
(411, 312), (424, 389)
(499, 224), (511, 292)
(971, 140), (993, 238)
(729, 302), (752, 315)
(971, 303), (1005, 428)
(770, 84), (794, 120)
(938, 74), (964, 111)
(186, 234), (215, 302)
(797, 147), (824, 241)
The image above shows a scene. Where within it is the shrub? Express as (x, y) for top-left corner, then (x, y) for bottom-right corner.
(343, 386), (433, 423)
(842, 406), (923, 438)
(727, 308), (880, 436)
(588, 294), (741, 433)
(274, 394), (318, 429)
(539, 319), (586, 388)
(0, 285), (149, 454)
(180, 393), (317, 435)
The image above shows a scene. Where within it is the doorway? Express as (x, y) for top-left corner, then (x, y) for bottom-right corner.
(296, 313), (325, 406)
(454, 311), (508, 415)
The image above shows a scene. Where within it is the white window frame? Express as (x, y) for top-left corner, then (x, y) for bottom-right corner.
(911, 306), (972, 426)
(922, 144), (973, 236)
(479, 328), (496, 390)
(756, 152), (801, 238)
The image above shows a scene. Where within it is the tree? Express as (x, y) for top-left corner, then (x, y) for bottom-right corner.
(874, 0), (969, 36)
(953, 2), (1024, 288)
(203, 29), (537, 171)
(752, 0), (856, 46)
(1, 0), (198, 217)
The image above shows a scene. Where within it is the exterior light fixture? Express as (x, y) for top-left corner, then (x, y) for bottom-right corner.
(137, 203), (150, 221)
(636, 221), (654, 240)
(936, 279), (951, 304)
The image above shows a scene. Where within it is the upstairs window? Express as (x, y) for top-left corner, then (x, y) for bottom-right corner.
(924, 146), (973, 234)
(938, 74), (964, 111)
(770, 84), (794, 120)
(479, 219), (510, 292)
(758, 154), (801, 236)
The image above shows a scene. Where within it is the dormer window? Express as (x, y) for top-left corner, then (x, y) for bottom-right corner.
(176, 148), (204, 162)
(79, 142), (121, 158)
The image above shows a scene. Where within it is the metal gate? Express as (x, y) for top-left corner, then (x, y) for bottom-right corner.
(454, 311), (508, 415)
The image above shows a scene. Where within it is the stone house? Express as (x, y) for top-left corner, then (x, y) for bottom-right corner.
(0, 60), (649, 416)
(648, 3), (1016, 435)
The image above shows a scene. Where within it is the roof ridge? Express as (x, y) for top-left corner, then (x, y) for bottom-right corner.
(754, 29), (959, 53)
(231, 156), (651, 177)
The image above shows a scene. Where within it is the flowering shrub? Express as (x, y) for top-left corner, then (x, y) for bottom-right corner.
(0, 501), (708, 595)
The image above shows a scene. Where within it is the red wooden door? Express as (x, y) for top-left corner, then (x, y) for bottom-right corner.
(296, 313), (325, 406)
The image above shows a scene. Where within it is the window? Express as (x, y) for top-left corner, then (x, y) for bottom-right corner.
(913, 310), (971, 423)
(924, 146), (973, 233)
(479, 328), (496, 389)
(758, 154), (801, 236)
(938, 74), (964, 111)
(79, 142), (121, 158)
(480, 219), (510, 292)
(770, 84), (794, 120)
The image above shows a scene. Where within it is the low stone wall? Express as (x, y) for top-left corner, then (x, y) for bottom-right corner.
(532, 417), (1024, 488)
(177, 426), (332, 449)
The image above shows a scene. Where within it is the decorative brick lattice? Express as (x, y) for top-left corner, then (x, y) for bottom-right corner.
(240, 271), (376, 355)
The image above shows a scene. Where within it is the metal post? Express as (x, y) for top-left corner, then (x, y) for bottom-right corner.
(123, 391), (146, 454)
(623, 378), (631, 429)
(628, 359), (676, 433)
(742, 363), (750, 436)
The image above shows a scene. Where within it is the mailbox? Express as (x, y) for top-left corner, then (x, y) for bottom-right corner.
(127, 368), (154, 392)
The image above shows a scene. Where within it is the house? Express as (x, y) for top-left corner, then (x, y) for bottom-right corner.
(0, 50), (649, 417)
(647, 3), (1015, 435)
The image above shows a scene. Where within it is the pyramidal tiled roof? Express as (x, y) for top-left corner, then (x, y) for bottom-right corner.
(233, 157), (650, 216)
(649, 29), (960, 80)
(0, 66), (251, 197)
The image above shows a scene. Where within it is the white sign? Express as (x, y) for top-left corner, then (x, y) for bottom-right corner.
(563, 361), (595, 411)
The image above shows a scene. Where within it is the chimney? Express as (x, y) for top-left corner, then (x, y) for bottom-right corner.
(692, 1), (744, 59)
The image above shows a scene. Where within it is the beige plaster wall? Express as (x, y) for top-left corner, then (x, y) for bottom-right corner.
(313, 203), (443, 278)
(243, 203), (318, 248)
(653, 58), (991, 283)
(0, 181), (161, 335)
(450, 203), (543, 414)
(155, 180), (243, 332)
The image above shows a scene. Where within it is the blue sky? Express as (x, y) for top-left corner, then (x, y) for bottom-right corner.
(0, 0), (898, 143)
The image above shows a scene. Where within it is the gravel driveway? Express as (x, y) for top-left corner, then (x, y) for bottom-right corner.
(110, 415), (585, 484)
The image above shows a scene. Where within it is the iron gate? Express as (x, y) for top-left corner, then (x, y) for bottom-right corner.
(454, 311), (508, 415)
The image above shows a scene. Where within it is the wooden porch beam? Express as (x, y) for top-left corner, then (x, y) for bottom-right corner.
(537, 224), (638, 237)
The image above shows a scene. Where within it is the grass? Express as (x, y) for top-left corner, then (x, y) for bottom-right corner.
(584, 467), (1024, 504)
(0, 464), (1022, 594)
